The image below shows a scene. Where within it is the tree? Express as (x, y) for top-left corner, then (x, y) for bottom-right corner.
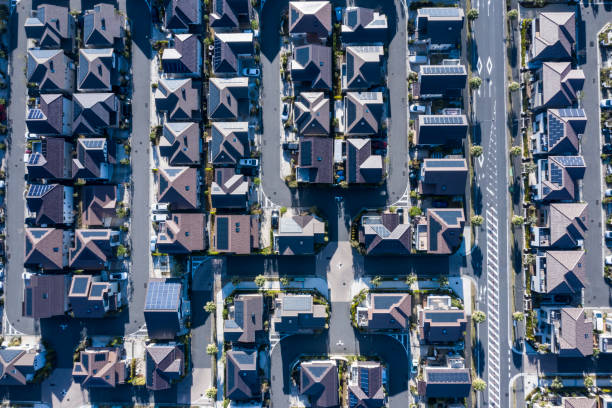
(280, 206), (287, 216)
(513, 312), (525, 322)
(409, 206), (422, 217)
(508, 81), (520, 92)
(470, 145), (483, 157)
(471, 215), (484, 226)
(524, 253), (536, 265)
(204, 301), (216, 313)
(584, 375), (594, 389)
(511, 215), (524, 226)
(473, 377), (487, 392)
(371, 276), (382, 288)
(254, 274), (266, 287)
(469, 76), (482, 89)
(439, 276), (449, 287)
(507, 9), (518, 20)
(280, 276), (290, 286)
(524, 162), (537, 174)
(205, 387), (217, 399)
(116, 244), (128, 258)
(467, 8), (479, 20)
(405, 273), (417, 286)
(551, 376), (563, 390)
(206, 344), (218, 355)
(473, 310), (486, 324)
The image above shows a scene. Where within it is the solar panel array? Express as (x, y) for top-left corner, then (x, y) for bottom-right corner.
(558, 108), (585, 118)
(554, 156), (585, 167)
(283, 295), (311, 312)
(90, 283), (106, 297)
(72, 276), (90, 295)
(27, 109), (45, 120)
(373, 294), (403, 309)
(547, 113), (564, 149)
(422, 65), (465, 75)
(28, 153), (42, 165)
(550, 162), (563, 185)
(425, 310), (465, 322)
(360, 367), (369, 393)
(80, 230), (109, 238)
(81, 139), (105, 149)
(422, 7), (461, 17)
(145, 281), (181, 310)
(27, 184), (54, 197)
(425, 159), (466, 168)
(422, 115), (465, 125)
(427, 370), (470, 383)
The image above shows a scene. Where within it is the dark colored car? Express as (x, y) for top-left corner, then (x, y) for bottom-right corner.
(271, 210), (279, 229)
(372, 140), (387, 149)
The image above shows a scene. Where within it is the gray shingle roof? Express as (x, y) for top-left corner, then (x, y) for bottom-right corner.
(360, 213), (411, 255)
(211, 168), (250, 210)
(83, 3), (125, 48)
(78, 49), (118, 92)
(26, 94), (70, 136)
(294, 92), (330, 136)
(226, 349), (259, 401)
(345, 92), (383, 136)
(27, 49), (72, 93)
(208, 77), (249, 120)
(224, 294), (264, 343)
(275, 215), (325, 255)
(210, 122), (250, 165)
(25, 4), (74, 49)
(155, 78), (201, 121)
(26, 183), (69, 226)
(213, 32), (253, 74)
(26, 137), (72, 180)
(161, 122), (201, 166)
(537, 62), (584, 109)
(346, 138), (383, 184)
(548, 203), (588, 248)
(146, 344), (184, 391)
(544, 250), (586, 295)
(291, 44), (332, 90)
(157, 167), (199, 210)
(72, 138), (109, 180)
(210, 0), (250, 28)
(72, 93), (120, 135)
(164, 0), (200, 31)
(344, 46), (384, 90)
(347, 361), (385, 408)
(557, 308), (593, 357)
(162, 34), (201, 76)
(341, 7), (388, 44)
(300, 360), (339, 408)
(297, 137), (333, 183)
(531, 12), (575, 62)
(538, 156), (586, 201)
(289, 1), (332, 37)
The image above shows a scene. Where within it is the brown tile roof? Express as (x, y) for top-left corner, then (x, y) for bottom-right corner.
(25, 228), (67, 271)
(82, 185), (117, 227)
(22, 273), (69, 318)
(347, 361), (385, 408)
(72, 93), (120, 135)
(291, 44), (332, 90)
(157, 167), (199, 210)
(345, 92), (384, 136)
(156, 213), (206, 254)
(68, 275), (119, 318)
(548, 203), (588, 248)
(346, 138), (383, 184)
(359, 213), (411, 255)
(563, 397), (597, 408)
(213, 214), (259, 254)
(300, 360), (338, 408)
(26, 184), (71, 226)
(426, 208), (465, 255)
(155, 78), (201, 122)
(26, 137), (72, 181)
(73, 347), (126, 388)
(557, 308), (593, 357)
(208, 77), (249, 120)
(83, 3), (126, 48)
(161, 122), (201, 166)
(146, 344), (184, 391)
(294, 92), (330, 136)
(538, 62), (584, 109)
(297, 137), (333, 183)
(69, 229), (114, 270)
(27, 49), (72, 93)
(209, 122), (250, 166)
(545, 250), (586, 295)
(289, 1), (332, 37)
(210, 168), (250, 210)
(344, 46), (384, 90)
(366, 293), (411, 330)
(224, 294), (264, 343)
(0, 348), (42, 386)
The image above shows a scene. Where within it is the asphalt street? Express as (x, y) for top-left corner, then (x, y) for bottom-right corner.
(469, 0), (515, 406)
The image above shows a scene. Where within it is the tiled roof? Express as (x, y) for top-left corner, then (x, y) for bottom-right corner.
(22, 273), (69, 319)
(160, 122), (201, 166)
(538, 62), (584, 109)
(213, 214), (259, 254)
(164, 0), (200, 31)
(156, 213), (206, 254)
(26, 94), (69, 136)
(210, 167), (250, 210)
(27, 49), (71, 92)
(83, 3), (125, 48)
(73, 347), (125, 388)
(300, 360), (339, 408)
(297, 137), (333, 183)
(209, 122), (250, 166)
(24, 228), (66, 271)
(213, 32), (253, 74)
(69, 229), (114, 270)
(226, 349), (259, 401)
(419, 158), (468, 195)
(146, 344), (184, 391)
(360, 213), (411, 255)
(81, 185), (117, 227)
(341, 7), (388, 44)
(208, 77), (249, 120)
(72, 138), (109, 180)
(344, 46), (384, 90)
(531, 12), (575, 62)
(549, 203), (588, 248)
(347, 361), (385, 408)
(346, 138), (383, 184)
(77, 48), (117, 92)
(210, 0), (250, 28)
(557, 308), (593, 357)
(366, 293), (411, 330)
(26, 137), (72, 180)
(291, 44), (332, 90)
(426, 208), (465, 255)
(545, 250), (586, 295)
(538, 156), (586, 201)
(224, 294), (264, 343)
(157, 167), (199, 210)
(26, 184), (69, 226)
(162, 34), (200, 75)
(345, 92), (383, 135)
(289, 1), (332, 37)
(72, 93), (119, 135)
(25, 3), (74, 48)
(155, 78), (201, 121)
(294, 92), (330, 136)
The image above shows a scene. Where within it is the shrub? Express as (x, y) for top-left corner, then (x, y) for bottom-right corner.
(204, 301), (216, 313)
(206, 344), (218, 355)
(507, 9), (518, 19)
(280, 206), (287, 216)
(254, 274), (266, 287)
(584, 375), (594, 389)
(371, 276), (382, 287)
(513, 312), (525, 321)
(467, 9), (479, 20)
(511, 215), (524, 226)
(473, 378), (487, 391)
(280, 276), (290, 286)
(469, 76), (482, 89)
(508, 81), (520, 92)
(205, 387), (217, 399)
(551, 376), (563, 390)
(510, 146), (522, 156)
(406, 274), (417, 285)
(409, 206), (422, 217)
(472, 310), (486, 323)
(470, 145), (483, 157)
(471, 215), (484, 226)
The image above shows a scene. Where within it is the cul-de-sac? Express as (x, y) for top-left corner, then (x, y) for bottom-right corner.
(0, 0), (610, 407)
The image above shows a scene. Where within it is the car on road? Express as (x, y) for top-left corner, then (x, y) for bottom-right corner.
(242, 68), (260, 77)
(606, 189), (612, 197)
(239, 158), (259, 167)
(410, 104), (426, 113)
(271, 210), (279, 229)
(602, 99), (612, 109)
(150, 236), (157, 252)
(110, 272), (128, 281)
(281, 103), (290, 122)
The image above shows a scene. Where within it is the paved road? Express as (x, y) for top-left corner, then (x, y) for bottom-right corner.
(470, 0), (514, 406)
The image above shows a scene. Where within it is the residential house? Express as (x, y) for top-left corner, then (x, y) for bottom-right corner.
(226, 349), (260, 401)
(72, 93), (120, 135)
(25, 3), (75, 50)
(155, 78), (201, 122)
(208, 77), (249, 120)
(157, 167), (200, 210)
(83, 3), (126, 49)
(224, 294), (264, 344)
(162, 34), (202, 77)
(562, 398), (597, 408)
(417, 64), (467, 98)
(294, 92), (330, 136)
(81, 185), (118, 227)
(77, 48), (119, 92)
(341, 7), (387, 45)
(296, 136), (333, 183)
(160, 122), (202, 166)
(26, 94), (72, 136)
(209, 122), (250, 166)
(69, 229), (119, 270)
(534, 156), (586, 201)
(347, 361), (385, 408)
(529, 12), (575, 63)
(418, 295), (467, 343)
(68, 275), (122, 318)
(73, 347), (126, 388)
(346, 139), (383, 184)
(291, 44), (332, 90)
(300, 360), (338, 408)
(416, 114), (468, 146)
(164, 0), (201, 32)
(359, 212), (411, 255)
(271, 294), (327, 333)
(211, 168), (251, 210)
(531, 108), (586, 155)
(343, 46), (384, 91)
(416, 208), (465, 255)
(419, 158), (468, 196)
(0, 344), (47, 386)
(274, 214), (325, 255)
(531, 203), (588, 248)
(532, 250), (586, 296)
(416, 8), (464, 47)
(22, 273), (69, 319)
(355, 292), (411, 331)
(26, 184), (73, 226)
(289, 1), (332, 40)
(531, 62), (584, 110)
(213, 214), (259, 254)
(24, 228), (70, 271)
(550, 307), (593, 357)
(72, 138), (110, 180)
(210, 0), (250, 29)
(144, 279), (184, 340)
(155, 213), (206, 254)
(213, 32), (254, 75)
(27, 49), (74, 94)
(26, 137), (73, 181)
(344, 92), (384, 136)
(418, 367), (471, 398)
(146, 344), (185, 391)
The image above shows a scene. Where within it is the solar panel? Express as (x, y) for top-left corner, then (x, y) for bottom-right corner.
(360, 367), (369, 393)
(370, 224), (391, 238)
(422, 65), (465, 75)
(427, 370), (470, 383)
(347, 9), (358, 28)
(425, 310), (465, 322)
(82, 139), (105, 149)
(80, 230), (109, 238)
(425, 159), (466, 168)
(346, 53), (354, 81)
(553, 156), (585, 167)
(295, 46), (310, 67)
(27, 184), (54, 197)
(214, 0), (224, 16)
(422, 115), (465, 125)
(372, 294), (403, 309)
(89, 283), (106, 297)
(349, 392), (359, 408)
(29, 229), (49, 239)
(145, 281), (181, 310)
(558, 108), (585, 118)
(422, 7), (461, 17)
(283, 295), (311, 312)
(550, 162), (563, 185)
(547, 113), (564, 149)
(28, 153), (42, 165)
(216, 216), (229, 250)
(72, 276), (90, 295)
(27, 109), (45, 120)
(432, 209), (463, 225)
(300, 141), (312, 166)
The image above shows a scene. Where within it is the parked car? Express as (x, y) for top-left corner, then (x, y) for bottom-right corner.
(153, 213), (168, 222)
(594, 310), (604, 332)
(372, 140), (387, 149)
(271, 210), (279, 229)
(604, 143), (612, 154)
(281, 103), (290, 122)
(282, 142), (299, 151)
(606, 189), (612, 197)
(110, 272), (128, 281)
(239, 158), (259, 167)
(606, 255), (612, 265)
(150, 236), (157, 252)
(411, 359), (419, 374)
(242, 68), (260, 77)
(410, 104), (426, 113)
(602, 99), (612, 109)
(605, 231), (612, 240)
(153, 203), (169, 212)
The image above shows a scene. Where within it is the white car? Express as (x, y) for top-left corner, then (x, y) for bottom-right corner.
(606, 255), (612, 265)
(606, 231), (612, 240)
(410, 104), (426, 114)
(110, 272), (128, 281)
(152, 213), (168, 222)
(242, 68), (260, 77)
(594, 310), (604, 332)
(602, 99), (612, 109)
(153, 203), (169, 212)
(239, 158), (259, 167)
(606, 189), (612, 197)
(150, 236), (157, 252)
(411, 359), (419, 374)
(281, 103), (290, 122)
